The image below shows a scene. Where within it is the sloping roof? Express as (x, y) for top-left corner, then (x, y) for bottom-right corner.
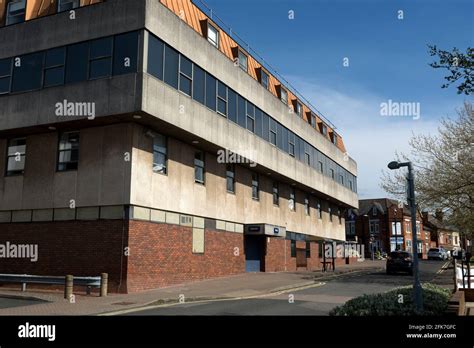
(425, 214), (459, 232)
(357, 198), (411, 216)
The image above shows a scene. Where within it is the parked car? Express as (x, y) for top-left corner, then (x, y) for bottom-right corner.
(386, 251), (413, 275)
(427, 247), (449, 260)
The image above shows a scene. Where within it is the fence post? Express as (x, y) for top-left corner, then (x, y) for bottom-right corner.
(64, 275), (73, 300)
(100, 273), (108, 297)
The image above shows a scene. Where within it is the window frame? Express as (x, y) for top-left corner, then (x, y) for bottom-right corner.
(43, 47), (66, 88)
(194, 151), (205, 185)
(304, 195), (310, 216)
(152, 133), (168, 175)
(260, 69), (269, 89)
(289, 188), (296, 212)
(317, 200), (322, 219)
(57, 0), (80, 13)
(88, 37), (113, 80)
(252, 173), (259, 200)
(226, 164), (235, 193)
(178, 54), (193, 97)
(57, 131), (80, 172)
(217, 81), (228, 116)
(207, 23), (219, 48)
(280, 87), (288, 105)
(0, 58), (12, 94)
(272, 182), (279, 206)
(5, 137), (26, 176)
(238, 49), (248, 72)
(6, 0), (26, 26)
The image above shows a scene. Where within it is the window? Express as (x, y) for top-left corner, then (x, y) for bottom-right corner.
(340, 174), (344, 185)
(369, 220), (379, 234)
(260, 69), (269, 89)
(305, 152), (310, 166)
(372, 206), (377, 216)
(295, 101), (302, 117)
(416, 221), (421, 235)
(57, 132), (80, 171)
(113, 31), (139, 76)
(290, 240), (296, 258)
(318, 161), (323, 173)
(349, 180), (353, 191)
(205, 73), (217, 111)
(227, 88), (237, 123)
(192, 64), (205, 105)
(406, 222), (411, 233)
(338, 209), (342, 224)
(288, 132), (295, 157)
(66, 42), (89, 84)
(252, 173), (259, 200)
(269, 119), (277, 146)
(238, 50), (247, 72)
(6, 138), (26, 176)
(329, 207), (332, 222)
(317, 200), (322, 219)
(164, 45), (179, 89)
(0, 58), (12, 94)
(148, 35), (164, 80)
(280, 87), (288, 105)
(207, 24), (219, 48)
(89, 37), (112, 80)
(306, 242), (311, 258)
(153, 133), (167, 174)
(332, 133), (338, 145)
(391, 222), (402, 236)
(255, 108), (263, 138)
(194, 151), (205, 184)
(44, 47), (65, 88)
(179, 55), (193, 96)
(6, 0), (26, 26)
(217, 81), (227, 116)
(237, 95), (246, 128)
(289, 188), (296, 211)
(320, 123), (328, 136)
(246, 101), (255, 132)
(304, 195), (310, 215)
(311, 114), (317, 128)
(12, 52), (44, 92)
(58, 0), (80, 12)
(261, 112), (269, 142)
(276, 123), (283, 150)
(272, 182), (279, 206)
(226, 164), (235, 193)
(346, 221), (355, 236)
(330, 168), (335, 180)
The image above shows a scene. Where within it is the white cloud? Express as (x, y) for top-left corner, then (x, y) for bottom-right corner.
(286, 77), (443, 199)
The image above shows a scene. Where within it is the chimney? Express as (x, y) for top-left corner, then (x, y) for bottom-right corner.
(435, 209), (444, 222)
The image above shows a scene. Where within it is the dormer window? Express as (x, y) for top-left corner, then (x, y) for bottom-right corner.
(295, 101), (302, 117)
(238, 50), (248, 72)
(280, 87), (288, 105)
(6, 0), (26, 26)
(372, 206), (377, 216)
(332, 132), (338, 145)
(207, 24), (219, 48)
(260, 69), (269, 89)
(320, 123), (327, 136)
(311, 114), (316, 128)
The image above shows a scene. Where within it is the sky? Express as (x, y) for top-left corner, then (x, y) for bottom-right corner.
(198, 0), (473, 198)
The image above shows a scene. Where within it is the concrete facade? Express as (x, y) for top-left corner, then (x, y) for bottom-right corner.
(0, 0), (359, 291)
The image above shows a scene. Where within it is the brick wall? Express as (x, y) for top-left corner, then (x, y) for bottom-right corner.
(126, 221), (245, 292)
(0, 220), (127, 292)
(264, 238), (320, 272)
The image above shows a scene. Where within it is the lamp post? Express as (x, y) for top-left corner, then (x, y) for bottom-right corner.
(388, 161), (423, 312)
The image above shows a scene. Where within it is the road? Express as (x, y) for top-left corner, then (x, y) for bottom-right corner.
(126, 260), (450, 316)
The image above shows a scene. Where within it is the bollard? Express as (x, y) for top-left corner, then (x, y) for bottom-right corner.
(100, 273), (108, 297)
(64, 275), (73, 300)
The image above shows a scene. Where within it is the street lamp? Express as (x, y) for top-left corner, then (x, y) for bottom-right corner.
(388, 161), (423, 312)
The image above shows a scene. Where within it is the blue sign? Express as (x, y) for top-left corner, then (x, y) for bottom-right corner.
(273, 227), (279, 234)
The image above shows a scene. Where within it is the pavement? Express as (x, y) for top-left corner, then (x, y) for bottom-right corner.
(0, 259), (385, 316)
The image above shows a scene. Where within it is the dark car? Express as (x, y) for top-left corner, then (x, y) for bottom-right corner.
(386, 251), (413, 275)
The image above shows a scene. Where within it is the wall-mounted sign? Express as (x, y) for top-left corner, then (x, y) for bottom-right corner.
(273, 227), (279, 234)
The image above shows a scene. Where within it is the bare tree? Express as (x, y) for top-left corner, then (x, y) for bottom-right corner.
(381, 102), (474, 240)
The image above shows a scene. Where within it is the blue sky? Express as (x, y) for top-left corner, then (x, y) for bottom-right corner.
(199, 0), (473, 198)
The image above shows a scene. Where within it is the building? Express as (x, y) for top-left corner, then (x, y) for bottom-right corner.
(347, 199), (430, 259)
(0, 0), (358, 293)
(422, 211), (461, 251)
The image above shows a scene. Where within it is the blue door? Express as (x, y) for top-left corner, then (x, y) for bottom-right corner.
(245, 236), (263, 272)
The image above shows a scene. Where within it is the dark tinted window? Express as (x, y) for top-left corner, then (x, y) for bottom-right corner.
(261, 112), (269, 142)
(113, 31), (139, 75)
(276, 123), (283, 150)
(57, 132), (80, 171)
(179, 55), (192, 96)
(45, 47), (66, 67)
(192, 64), (205, 104)
(246, 101), (255, 132)
(164, 45), (179, 88)
(66, 42), (89, 84)
(255, 108), (262, 138)
(217, 81), (227, 116)
(12, 52), (44, 92)
(205, 73), (216, 110)
(89, 37), (113, 80)
(0, 58), (12, 94)
(90, 37), (112, 59)
(148, 35), (164, 80)
(282, 127), (289, 153)
(227, 88), (237, 123)
(237, 95), (246, 128)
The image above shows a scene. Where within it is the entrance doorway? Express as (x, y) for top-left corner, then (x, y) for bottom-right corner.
(244, 235), (265, 272)
(296, 247), (307, 268)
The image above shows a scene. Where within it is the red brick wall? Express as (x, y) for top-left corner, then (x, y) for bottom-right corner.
(264, 238), (320, 272)
(126, 221), (245, 292)
(0, 220), (127, 292)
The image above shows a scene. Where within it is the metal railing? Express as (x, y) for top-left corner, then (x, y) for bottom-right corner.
(191, 0), (338, 132)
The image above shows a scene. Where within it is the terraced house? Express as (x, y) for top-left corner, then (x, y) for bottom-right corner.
(0, 0), (358, 293)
